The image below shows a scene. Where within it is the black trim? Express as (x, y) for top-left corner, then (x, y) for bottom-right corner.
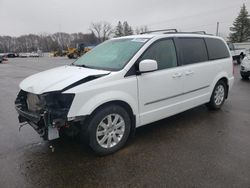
(141, 29), (178, 34)
(144, 85), (210, 106)
(125, 65), (137, 77)
(173, 37), (182, 66)
(61, 74), (108, 92)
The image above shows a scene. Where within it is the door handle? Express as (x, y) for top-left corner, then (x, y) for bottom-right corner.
(185, 70), (194, 76)
(172, 73), (183, 78)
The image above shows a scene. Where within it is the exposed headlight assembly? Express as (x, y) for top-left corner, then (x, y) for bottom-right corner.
(41, 92), (75, 110)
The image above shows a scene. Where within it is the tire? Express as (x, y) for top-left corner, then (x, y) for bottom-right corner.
(67, 54), (73, 59)
(207, 80), (227, 110)
(241, 74), (249, 80)
(73, 53), (78, 59)
(85, 104), (131, 156)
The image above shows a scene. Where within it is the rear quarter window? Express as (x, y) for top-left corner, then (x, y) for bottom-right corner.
(205, 38), (230, 60)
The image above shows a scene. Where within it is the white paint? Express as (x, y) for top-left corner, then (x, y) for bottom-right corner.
(19, 33), (234, 129)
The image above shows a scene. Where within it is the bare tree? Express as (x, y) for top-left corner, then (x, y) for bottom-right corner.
(90, 22), (113, 42)
(103, 22), (113, 41)
(135, 26), (149, 34)
(0, 32), (98, 53)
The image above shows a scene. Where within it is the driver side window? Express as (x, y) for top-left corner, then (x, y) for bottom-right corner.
(140, 39), (178, 70)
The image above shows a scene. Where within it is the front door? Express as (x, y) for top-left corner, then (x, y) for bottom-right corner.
(137, 38), (185, 126)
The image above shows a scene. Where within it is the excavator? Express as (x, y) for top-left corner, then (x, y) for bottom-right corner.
(67, 43), (93, 59)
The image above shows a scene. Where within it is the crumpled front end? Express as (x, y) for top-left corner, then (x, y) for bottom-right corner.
(15, 90), (75, 140)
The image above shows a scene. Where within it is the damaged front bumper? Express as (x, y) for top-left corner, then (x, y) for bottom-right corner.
(15, 90), (75, 140)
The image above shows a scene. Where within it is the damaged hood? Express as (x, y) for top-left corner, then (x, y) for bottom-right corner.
(20, 65), (110, 94)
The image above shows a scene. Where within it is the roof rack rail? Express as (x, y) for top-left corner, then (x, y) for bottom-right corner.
(140, 29), (212, 36)
(190, 31), (206, 34)
(141, 29), (178, 34)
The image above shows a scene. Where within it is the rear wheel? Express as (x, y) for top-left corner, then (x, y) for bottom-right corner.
(85, 105), (131, 155)
(207, 80), (227, 110)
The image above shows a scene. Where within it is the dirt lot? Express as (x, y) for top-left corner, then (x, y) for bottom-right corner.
(0, 57), (250, 188)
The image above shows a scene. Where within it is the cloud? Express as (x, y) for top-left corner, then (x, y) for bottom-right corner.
(0, 0), (248, 36)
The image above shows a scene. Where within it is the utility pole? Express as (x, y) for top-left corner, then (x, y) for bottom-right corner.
(216, 22), (219, 36)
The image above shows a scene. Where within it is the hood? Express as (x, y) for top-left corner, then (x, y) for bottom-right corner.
(20, 65), (110, 94)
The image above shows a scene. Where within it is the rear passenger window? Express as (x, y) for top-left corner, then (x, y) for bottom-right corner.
(178, 38), (208, 65)
(205, 38), (230, 60)
(140, 39), (177, 70)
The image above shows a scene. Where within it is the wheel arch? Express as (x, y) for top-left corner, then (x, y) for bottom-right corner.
(87, 100), (136, 139)
(211, 75), (229, 99)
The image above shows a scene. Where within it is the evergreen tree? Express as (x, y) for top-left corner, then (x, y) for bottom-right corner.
(229, 4), (250, 42)
(115, 21), (124, 37)
(114, 21), (134, 37)
(123, 21), (133, 36)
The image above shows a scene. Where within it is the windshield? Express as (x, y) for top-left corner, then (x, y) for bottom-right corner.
(73, 38), (149, 71)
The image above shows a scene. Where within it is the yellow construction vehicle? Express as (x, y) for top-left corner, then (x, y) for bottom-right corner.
(52, 50), (67, 57)
(67, 43), (93, 59)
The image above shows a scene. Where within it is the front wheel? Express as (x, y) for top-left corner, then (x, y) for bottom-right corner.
(207, 80), (227, 110)
(85, 105), (131, 155)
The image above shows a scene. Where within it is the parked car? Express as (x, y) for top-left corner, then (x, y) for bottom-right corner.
(15, 31), (234, 155)
(240, 55), (250, 79)
(7, 53), (18, 58)
(227, 42), (246, 64)
(30, 52), (39, 57)
(19, 53), (30, 58)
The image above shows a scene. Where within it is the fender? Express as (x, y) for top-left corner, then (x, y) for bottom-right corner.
(209, 71), (229, 95)
(67, 90), (140, 125)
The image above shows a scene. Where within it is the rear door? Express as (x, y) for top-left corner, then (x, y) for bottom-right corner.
(137, 38), (185, 126)
(176, 37), (214, 106)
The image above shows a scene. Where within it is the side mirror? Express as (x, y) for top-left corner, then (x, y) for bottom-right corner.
(139, 59), (158, 73)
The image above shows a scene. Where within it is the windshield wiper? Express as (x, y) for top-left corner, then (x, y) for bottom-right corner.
(73, 64), (92, 69)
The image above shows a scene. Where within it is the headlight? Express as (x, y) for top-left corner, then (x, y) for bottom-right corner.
(41, 92), (75, 109)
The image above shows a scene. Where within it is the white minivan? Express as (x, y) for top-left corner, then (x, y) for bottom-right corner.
(15, 31), (234, 155)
